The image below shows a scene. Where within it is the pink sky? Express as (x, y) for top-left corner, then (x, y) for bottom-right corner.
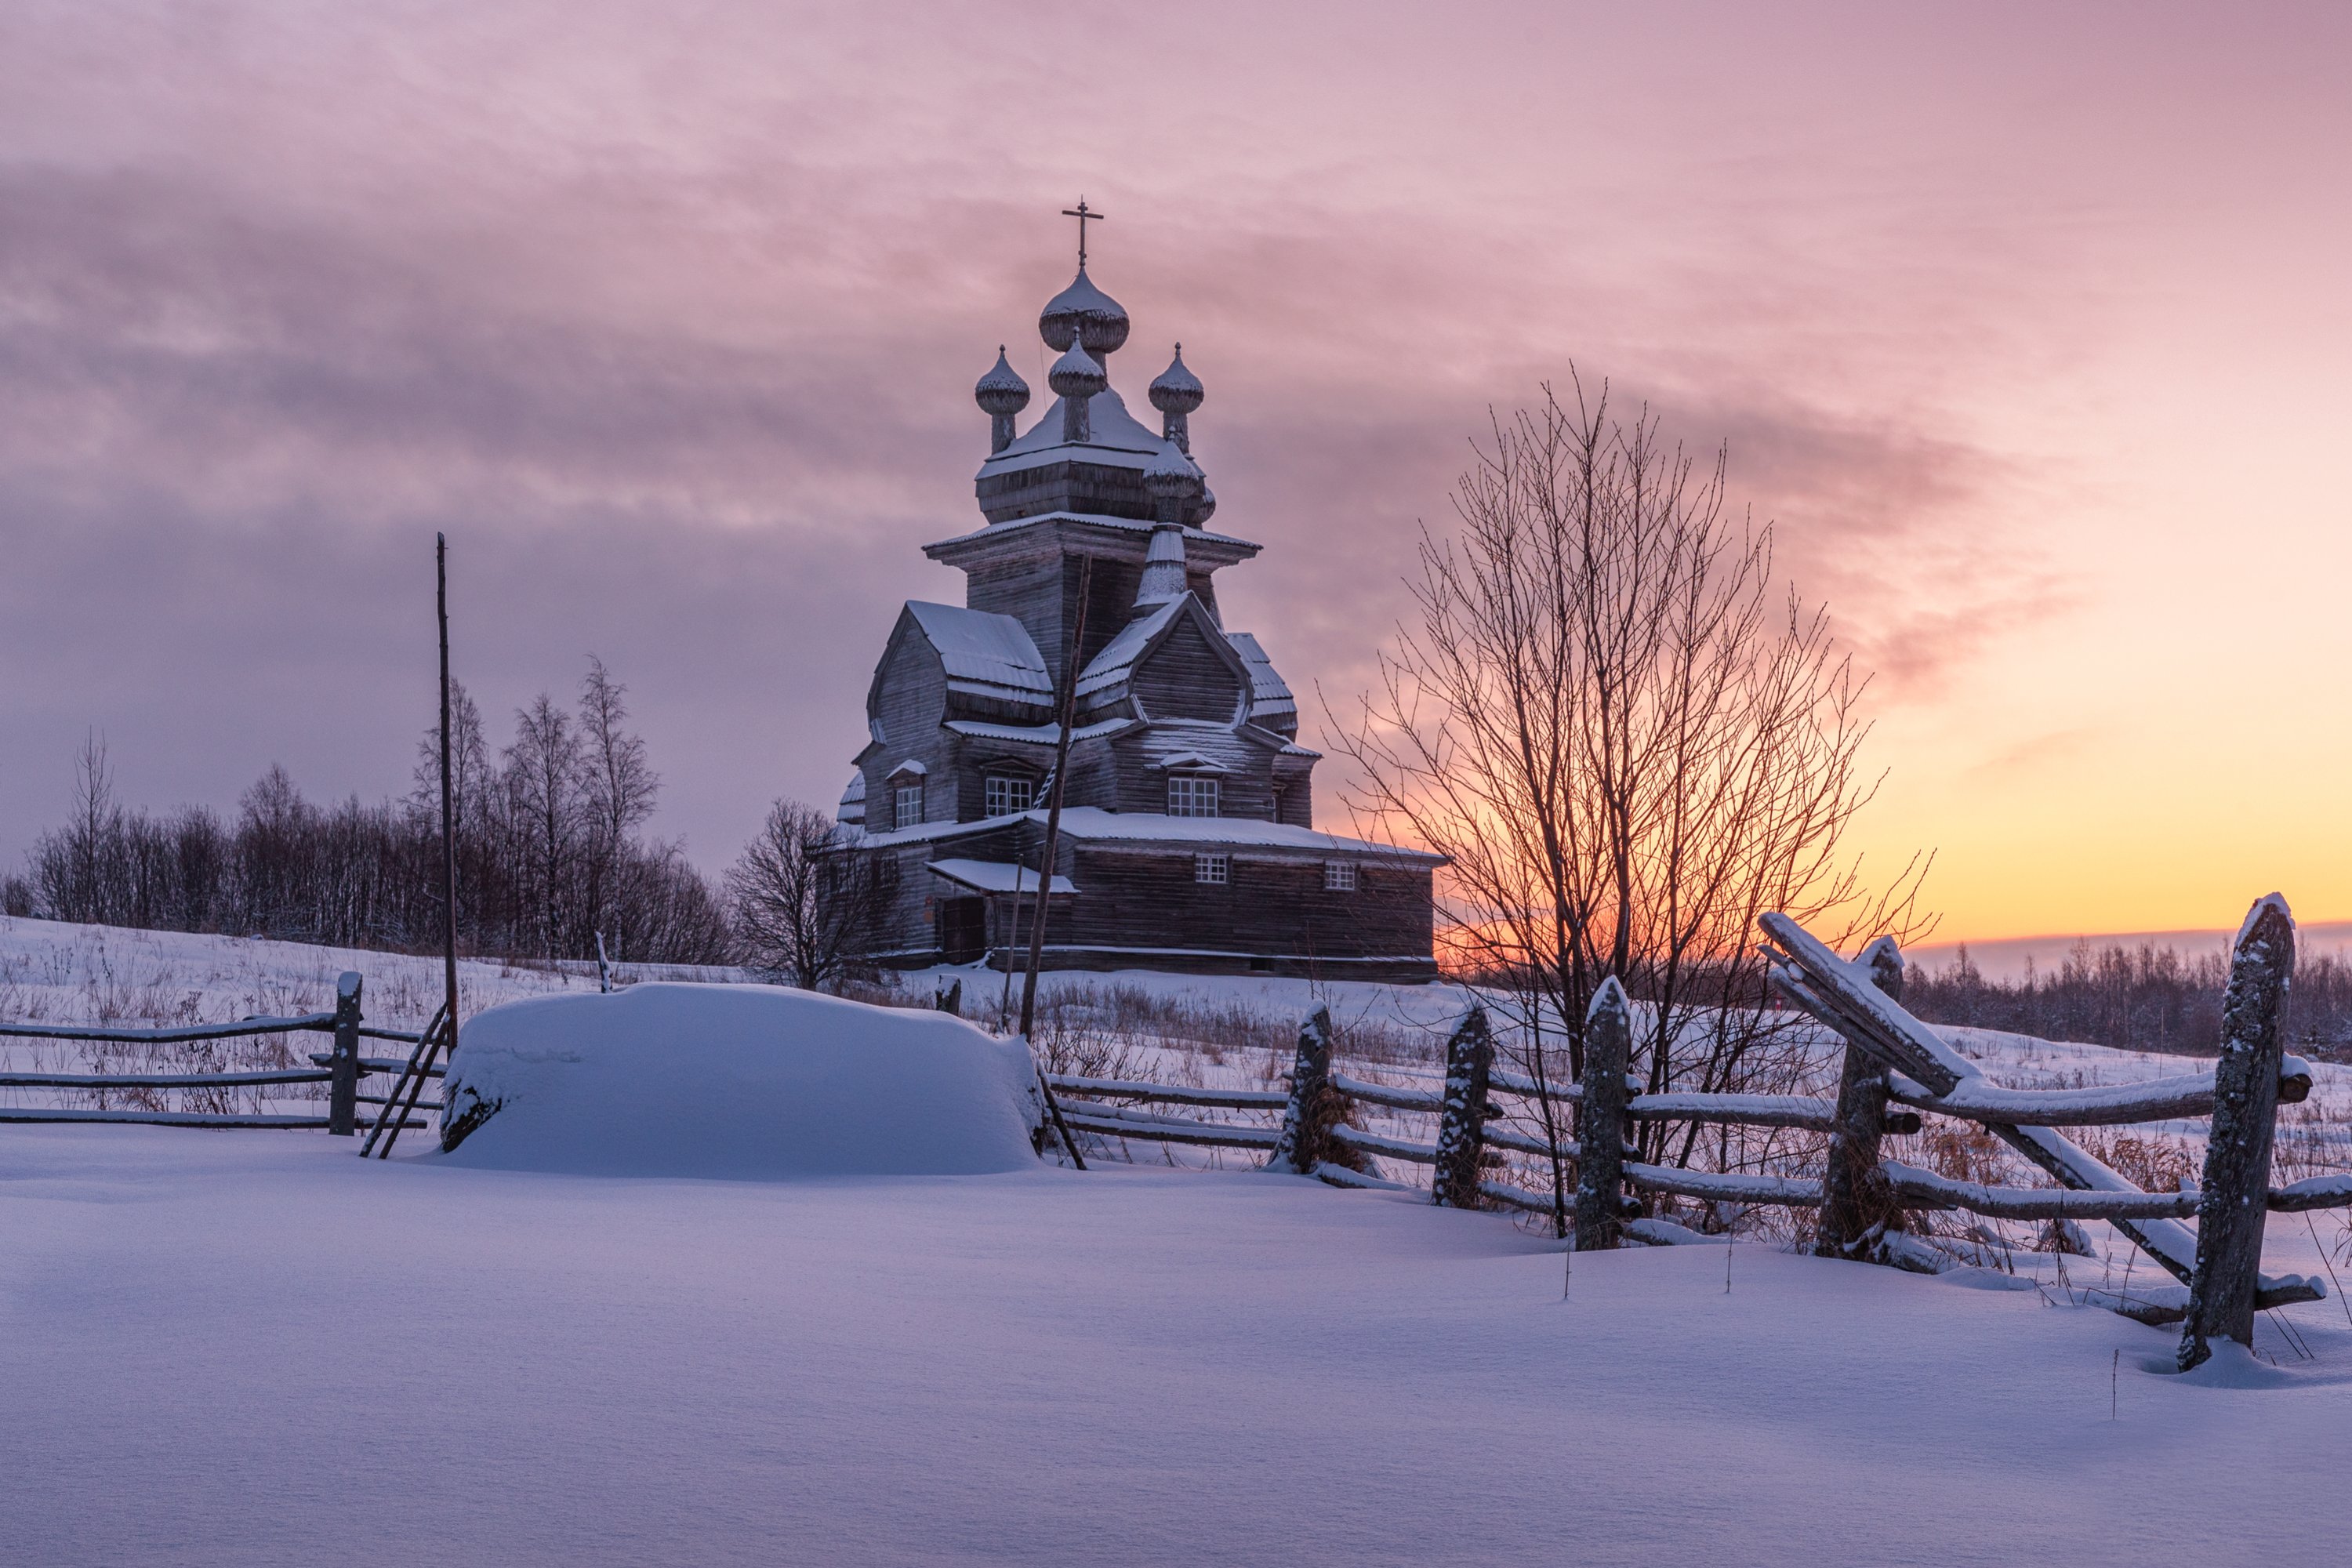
(2, 2), (2347, 942)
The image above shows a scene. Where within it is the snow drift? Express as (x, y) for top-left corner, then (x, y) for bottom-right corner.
(436, 983), (1043, 1178)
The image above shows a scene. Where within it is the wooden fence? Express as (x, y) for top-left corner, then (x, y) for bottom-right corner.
(1049, 898), (2352, 1371)
(0, 972), (443, 1151)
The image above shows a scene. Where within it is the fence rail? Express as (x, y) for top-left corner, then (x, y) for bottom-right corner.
(1048, 895), (2352, 1373)
(0, 971), (442, 1147)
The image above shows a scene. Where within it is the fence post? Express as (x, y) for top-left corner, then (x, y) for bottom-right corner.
(1432, 1004), (1494, 1208)
(1270, 1006), (1335, 1176)
(1574, 978), (1632, 1252)
(2180, 895), (2296, 1370)
(328, 971), (362, 1138)
(1815, 937), (1906, 1260)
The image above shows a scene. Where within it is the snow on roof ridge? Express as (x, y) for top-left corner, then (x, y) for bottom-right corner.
(903, 601), (1052, 695)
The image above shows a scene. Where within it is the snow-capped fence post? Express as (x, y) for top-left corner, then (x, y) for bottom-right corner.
(2180, 895), (2296, 1370)
(1574, 978), (1633, 1251)
(1813, 938), (1905, 1261)
(327, 971), (362, 1137)
(1270, 1007), (1336, 1176)
(1432, 1004), (1494, 1208)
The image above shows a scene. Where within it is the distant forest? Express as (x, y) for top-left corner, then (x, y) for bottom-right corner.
(1904, 940), (2352, 1060)
(3, 659), (731, 965)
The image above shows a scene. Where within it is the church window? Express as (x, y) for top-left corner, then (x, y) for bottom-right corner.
(1323, 861), (1358, 891)
(1167, 776), (1220, 817)
(895, 782), (924, 829)
(1194, 852), (1229, 885)
(985, 775), (1034, 816)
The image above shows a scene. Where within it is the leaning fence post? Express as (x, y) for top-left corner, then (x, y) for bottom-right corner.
(1432, 1004), (1494, 1208)
(328, 971), (362, 1137)
(2180, 895), (2296, 1371)
(1574, 978), (1632, 1252)
(1815, 937), (1906, 1260)
(1270, 1006), (1335, 1176)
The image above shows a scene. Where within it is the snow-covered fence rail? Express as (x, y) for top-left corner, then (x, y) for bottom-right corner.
(0, 973), (437, 1136)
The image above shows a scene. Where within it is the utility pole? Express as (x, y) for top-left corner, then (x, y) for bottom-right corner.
(437, 534), (461, 1058)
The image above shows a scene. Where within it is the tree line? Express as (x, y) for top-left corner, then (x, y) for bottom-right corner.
(1904, 940), (2352, 1059)
(6, 659), (732, 965)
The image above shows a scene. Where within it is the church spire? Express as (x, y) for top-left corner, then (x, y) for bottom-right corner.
(1137, 441), (1201, 610)
(1149, 344), (1203, 454)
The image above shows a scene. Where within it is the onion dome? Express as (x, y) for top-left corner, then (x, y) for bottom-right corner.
(973, 347), (1030, 416)
(1147, 345), (1203, 416)
(1142, 439), (1201, 506)
(1047, 333), (1108, 401)
(1038, 265), (1131, 357)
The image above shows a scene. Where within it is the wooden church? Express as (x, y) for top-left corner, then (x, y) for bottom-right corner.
(835, 218), (1442, 980)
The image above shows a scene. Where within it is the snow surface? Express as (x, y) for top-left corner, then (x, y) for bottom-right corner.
(438, 983), (1042, 1178)
(7, 1130), (2352, 1566)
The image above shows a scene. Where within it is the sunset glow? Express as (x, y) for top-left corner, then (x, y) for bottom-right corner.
(4, 3), (2347, 944)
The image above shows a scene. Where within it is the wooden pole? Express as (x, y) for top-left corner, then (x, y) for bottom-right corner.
(1574, 977), (1633, 1252)
(1814, 937), (1906, 1259)
(1018, 553), (1093, 1036)
(328, 971), (362, 1136)
(1015, 554), (1094, 1171)
(1432, 1004), (1494, 1208)
(1270, 1005), (1336, 1176)
(2180, 895), (2296, 1370)
(436, 535), (461, 1065)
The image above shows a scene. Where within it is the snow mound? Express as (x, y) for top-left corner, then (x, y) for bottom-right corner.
(437, 983), (1043, 1178)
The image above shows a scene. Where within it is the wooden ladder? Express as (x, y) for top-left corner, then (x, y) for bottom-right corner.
(358, 1003), (452, 1159)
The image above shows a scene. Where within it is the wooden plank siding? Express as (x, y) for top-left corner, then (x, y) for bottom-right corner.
(1131, 616), (1246, 722)
(862, 630), (956, 829)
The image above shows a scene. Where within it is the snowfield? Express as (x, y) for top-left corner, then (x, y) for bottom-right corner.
(5, 917), (2352, 1564)
(6, 1128), (2352, 1567)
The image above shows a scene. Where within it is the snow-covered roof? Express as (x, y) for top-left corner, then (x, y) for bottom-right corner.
(1224, 632), (1296, 722)
(837, 772), (866, 824)
(887, 758), (927, 779)
(1134, 719), (1276, 776)
(847, 805), (1443, 863)
(1031, 807), (1446, 863)
(926, 510), (1260, 558)
(977, 388), (1165, 479)
(946, 717), (1138, 746)
(902, 601), (1052, 703)
(927, 858), (1078, 897)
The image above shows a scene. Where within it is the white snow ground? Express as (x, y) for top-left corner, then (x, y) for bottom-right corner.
(6, 919), (2352, 1564)
(5, 1129), (2352, 1567)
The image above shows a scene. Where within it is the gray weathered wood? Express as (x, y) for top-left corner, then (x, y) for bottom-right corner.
(0, 1069), (332, 1089)
(1574, 978), (1634, 1250)
(1816, 937), (1906, 1260)
(2180, 896), (2296, 1370)
(328, 971), (362, 1138)
(0, 1013), (336, 1044)
(1432, 1005), (1494, 1209)
(1269, 1006), (1337, 1175)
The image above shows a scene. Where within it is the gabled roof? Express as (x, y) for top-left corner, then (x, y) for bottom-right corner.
(1076, 594), (1252, 714)
(899, 601), (1052, 705)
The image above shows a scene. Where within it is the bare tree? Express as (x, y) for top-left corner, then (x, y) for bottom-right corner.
(727, 798), (897, 990)
(506, 692), (586, 958)
(1331, 375), (1929, 1191)
(578, 655), (659, 942)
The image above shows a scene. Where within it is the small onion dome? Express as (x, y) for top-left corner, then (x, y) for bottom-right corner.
(1038, 265), (1131, 356)
(1142, 440), (1202, 503)
(974, 347), (1030, 416)
(1047, 332), (1108, 401)
(1148, 344), (1203, 416)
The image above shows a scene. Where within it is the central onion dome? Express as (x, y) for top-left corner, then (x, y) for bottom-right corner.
(1039, 265), (1131, 358)
(1047, 334), (1107, 401)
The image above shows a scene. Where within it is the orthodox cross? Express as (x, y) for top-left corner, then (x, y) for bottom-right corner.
(1061, 198), (1105, 267)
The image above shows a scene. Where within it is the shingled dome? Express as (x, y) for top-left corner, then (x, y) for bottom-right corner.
(1046, 334), (1108, 401)
(1148, 345), (1203, 416)
(1039, 265), (1131, 356)
(973, 347), (1031, 416)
